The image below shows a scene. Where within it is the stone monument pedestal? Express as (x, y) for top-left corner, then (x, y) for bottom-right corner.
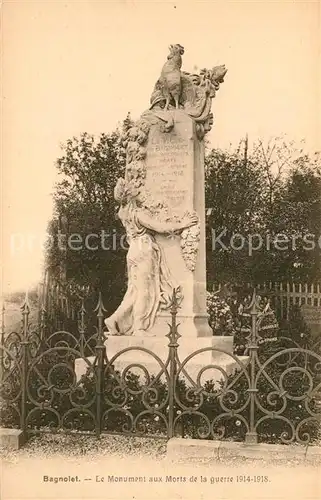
(104, 333), (247, 382)
(75, 47), (234, 385)
(142, 110), (212, 339)
(75, 334), (248, 385)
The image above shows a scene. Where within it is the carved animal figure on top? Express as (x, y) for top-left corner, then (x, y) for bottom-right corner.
(159, 44), (185, 110)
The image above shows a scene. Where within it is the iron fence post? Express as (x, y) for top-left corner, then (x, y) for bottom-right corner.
(78, 298), (86, 357)
(245, 288), (259, 444)
(94, 292), (107, 439)
(39, 303), (47, 344)
(166, 288), (181, 439)
(21, 292), (30, 439)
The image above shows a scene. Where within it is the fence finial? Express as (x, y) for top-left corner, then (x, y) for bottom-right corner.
(21, 289), (30, 339)
(94, 291), (107, 318)
(94, 291), (107, 346)
(21, 290), (30, 315)
(170, 287), (180, 316)
(167, 287), (181, 346)
(78, 297), (86, 335)
(246, 287), (262, 316)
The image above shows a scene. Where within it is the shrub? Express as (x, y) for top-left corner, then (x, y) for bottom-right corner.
(206, 291), (236, 336)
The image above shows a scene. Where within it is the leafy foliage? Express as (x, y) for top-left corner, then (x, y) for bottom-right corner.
(46, 127), (130, 314)
(205, 138), (321, 285)
(45, 130), (321, 321)
(206, 290), (236, 336)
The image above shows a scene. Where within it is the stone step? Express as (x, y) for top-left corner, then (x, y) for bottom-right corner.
(74, 344), (249, 387)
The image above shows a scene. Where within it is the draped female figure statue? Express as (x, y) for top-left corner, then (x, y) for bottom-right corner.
(104, 178), (198, 336)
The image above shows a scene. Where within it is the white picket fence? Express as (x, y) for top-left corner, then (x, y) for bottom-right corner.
(213, 282), (321, 321)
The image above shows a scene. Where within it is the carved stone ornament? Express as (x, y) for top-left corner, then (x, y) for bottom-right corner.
(116, 45), (223, 272)
(105, 45), (223, 334)
(149, 44), (227, 139)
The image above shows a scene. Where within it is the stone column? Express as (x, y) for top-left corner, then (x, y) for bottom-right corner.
(143, 110), (212, 338)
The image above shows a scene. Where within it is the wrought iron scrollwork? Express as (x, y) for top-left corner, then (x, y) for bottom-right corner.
(100, 347), (170, 437)
(0, 287), (320, 446)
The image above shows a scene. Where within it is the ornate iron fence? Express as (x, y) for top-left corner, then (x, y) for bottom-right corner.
(1, 289), (321, 446)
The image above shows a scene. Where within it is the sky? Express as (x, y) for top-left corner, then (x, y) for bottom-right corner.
(1, 0), (320, 294)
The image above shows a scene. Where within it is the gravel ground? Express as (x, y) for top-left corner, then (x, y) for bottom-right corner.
(1, 433), (168, 463)
(1, 434), (321, 500)
(1, 433), (320, 467)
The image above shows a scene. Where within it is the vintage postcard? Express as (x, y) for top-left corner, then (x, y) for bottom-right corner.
(1, 1), (320, 499)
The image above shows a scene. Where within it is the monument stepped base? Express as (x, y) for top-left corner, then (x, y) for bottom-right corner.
(75, 335), (249, 385)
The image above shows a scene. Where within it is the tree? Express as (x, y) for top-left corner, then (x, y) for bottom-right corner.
(46, 128), (320, 321)
(45, 119), (133, 314)
(205, 137), (321, 286)
(205, 138), (267, 285)
(268, 152), (321, 281)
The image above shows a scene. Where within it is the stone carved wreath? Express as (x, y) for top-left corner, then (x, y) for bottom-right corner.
(140, 193), (201, 272)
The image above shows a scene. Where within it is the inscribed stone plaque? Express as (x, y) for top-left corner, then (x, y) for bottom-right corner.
(144, 119), (193, 213)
